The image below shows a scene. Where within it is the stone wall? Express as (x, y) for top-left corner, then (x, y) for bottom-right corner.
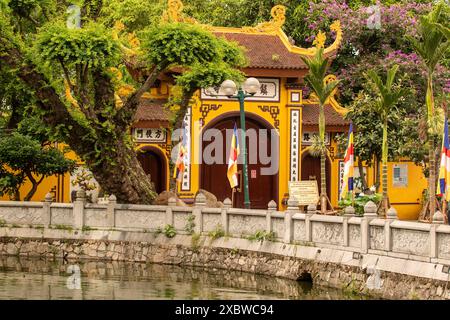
(0, 228), (448, 299)
(0, 193), (450, 299)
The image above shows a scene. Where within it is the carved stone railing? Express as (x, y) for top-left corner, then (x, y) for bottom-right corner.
(0, 193), (449, 265)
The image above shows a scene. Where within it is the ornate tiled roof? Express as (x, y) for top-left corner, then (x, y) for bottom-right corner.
(214, 32), (308, 70)
(302, 104), (349, 128)
(133, 98), (170, 127)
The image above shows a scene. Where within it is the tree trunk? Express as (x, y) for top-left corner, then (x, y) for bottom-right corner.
(382, 163), (388, 214)
(382, 118), (389, 214)
(24, 182), (38, 202)
(13, 190), (20, 201)
(357, 157), (367, 192)
(428, 139), (436, 216)
(375, 155), (381, 193)
(426, 70), (437, 217)
(83, 138), (156, 204)
(320, 151), (327, 213)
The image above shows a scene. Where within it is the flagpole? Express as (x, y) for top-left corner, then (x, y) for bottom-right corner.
(231, 188), (235, 208)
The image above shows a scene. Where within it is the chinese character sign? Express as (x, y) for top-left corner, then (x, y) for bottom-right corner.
(133, 128), (166, 142)
(201, 78), (280, 102)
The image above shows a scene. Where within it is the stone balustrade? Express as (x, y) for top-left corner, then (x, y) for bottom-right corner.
(0, 194), (449, 265)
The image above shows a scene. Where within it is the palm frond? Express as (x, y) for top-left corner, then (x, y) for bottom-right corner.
(434, 22), (450, 40)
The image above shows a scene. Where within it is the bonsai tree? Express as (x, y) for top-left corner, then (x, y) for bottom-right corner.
(0, 132), (75, 201)
(366, 65), (406, 215)
(408, 1), (449, 217)
(301, 32), (340, 214)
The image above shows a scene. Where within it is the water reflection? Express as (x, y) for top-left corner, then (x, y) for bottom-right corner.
(0, 256), (362, 300)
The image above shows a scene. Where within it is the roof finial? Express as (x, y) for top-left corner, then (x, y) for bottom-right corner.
(242, 4), (286, 34)
(270, 5), (286, 28)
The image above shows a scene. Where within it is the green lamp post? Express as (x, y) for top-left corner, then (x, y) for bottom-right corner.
(220, 77), (261, 209)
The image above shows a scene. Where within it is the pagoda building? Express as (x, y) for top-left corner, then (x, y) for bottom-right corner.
(3, 0), (427, 219)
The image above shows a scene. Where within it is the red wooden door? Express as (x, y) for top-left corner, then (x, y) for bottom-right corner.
(137, 149), (166, 194)
(200, 115), (278, 209)
(301, 153), (331, 203)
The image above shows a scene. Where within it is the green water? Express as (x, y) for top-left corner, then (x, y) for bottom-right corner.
(0, 256), (362, 300)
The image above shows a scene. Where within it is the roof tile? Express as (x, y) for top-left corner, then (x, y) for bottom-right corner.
(302, 104), (349, 127)
(214, 32), (307, 70)
(133, 98), (169, 123)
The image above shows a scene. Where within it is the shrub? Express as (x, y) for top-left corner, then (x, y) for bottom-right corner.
(246, 230), (276, 242)
(162, 224), (176, 238)
(208, 224), (225, 240)
(338, 193), (382, 216)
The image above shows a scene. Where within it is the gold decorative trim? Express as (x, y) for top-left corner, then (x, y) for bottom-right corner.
(159, 1), (342, 57)
(242, 5), (286, 34)
(257, 105), (280, 129)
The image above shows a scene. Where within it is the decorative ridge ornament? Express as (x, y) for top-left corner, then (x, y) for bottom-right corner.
(324, 20), (343, 55)
(159, 0), (342, 57)
(242, 5), (286, 34)
(313, 30), (326, 49)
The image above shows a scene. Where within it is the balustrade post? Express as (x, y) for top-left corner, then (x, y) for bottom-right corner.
(284, 199), (298, 243)
(43, 193), (53, 228)
(73, 189), (86, 229)
(305, 203), (316, 242)
(107, 195), (117, 228)
(267, 200), (277, 234)
(166, 197), (176, 226)
(222, 198), (232, 235)
(193, 193), (206, 234)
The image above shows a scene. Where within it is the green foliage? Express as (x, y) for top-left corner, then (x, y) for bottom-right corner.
(141, 22), (220, 68)
(0, 132), (75, 200)
(191, 232), (201, 252)
(301, 48), (340, 107)
(208, 224), (225, 240)
(101, 0), (164, 31)
(184, 214), (195, 234)
(162, 224), (176, 238)
(175, 62), (244, 95)
(0, 218), (6, 227)
(36, 21), (120, 69)
(338, 73), (426, 172)
(366, 65), (406, 163)
(246, 230), (276, 242)
(51, 224), (73, 231)
(408, 1), (449, 74)
(338, 193), (382, 216)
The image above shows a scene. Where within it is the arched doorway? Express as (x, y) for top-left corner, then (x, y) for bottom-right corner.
(200, 113), (278, 209)
(137, 147), (167, 194)
(301, 152), (331, 205)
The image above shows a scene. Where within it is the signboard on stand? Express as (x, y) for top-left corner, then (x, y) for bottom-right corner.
(288, 180), (320, 206)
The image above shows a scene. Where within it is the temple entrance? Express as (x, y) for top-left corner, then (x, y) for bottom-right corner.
(301, 153), (331, 205)
(200, 113), (278, 209)
(137, 147), (167, 194)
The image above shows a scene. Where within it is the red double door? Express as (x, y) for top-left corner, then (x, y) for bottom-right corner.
(200, 115), (278, 209)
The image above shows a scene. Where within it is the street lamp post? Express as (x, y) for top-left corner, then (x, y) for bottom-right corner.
(221, 77), (260, 209)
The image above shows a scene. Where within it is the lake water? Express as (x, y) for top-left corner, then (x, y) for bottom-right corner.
(0, 256), (364, 300)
